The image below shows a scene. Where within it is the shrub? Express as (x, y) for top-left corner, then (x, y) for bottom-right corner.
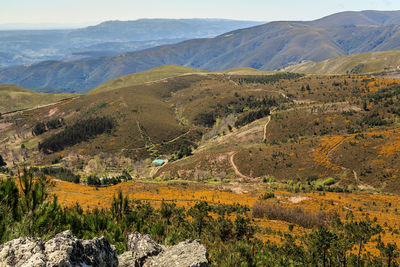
(259, 192), (275, 200)
(323, 178), (335, 186)
(252, 202), (327, 228)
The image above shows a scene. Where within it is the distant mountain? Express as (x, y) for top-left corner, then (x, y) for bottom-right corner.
(0, 19), (263, 68)
(283, 50), (400, 74)
(2, 10), (400, 93)
(307, 10), (400, 27)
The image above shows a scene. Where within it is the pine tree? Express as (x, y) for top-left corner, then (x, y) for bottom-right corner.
(0, 155), (6, 167)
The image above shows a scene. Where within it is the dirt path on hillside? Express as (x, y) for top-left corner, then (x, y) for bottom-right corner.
(229, 152), (248, 178)
(263, 116), (271, 142)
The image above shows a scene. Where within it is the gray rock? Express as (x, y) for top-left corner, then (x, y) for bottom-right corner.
(144, 240), (208, 267)
(117, 251), (139, 267)
(81, 236), (118, 267)
(126, 232), (163, 261)
(0, 237), (46, 267)
(0, 231), (118, 267)
(45, 230), (84, 266)
(0, 231), (208, 267)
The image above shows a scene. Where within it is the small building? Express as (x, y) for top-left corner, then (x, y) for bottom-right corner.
(151, 159), (165, 167)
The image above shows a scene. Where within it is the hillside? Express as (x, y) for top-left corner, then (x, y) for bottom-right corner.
(283, 50), (400, 74)
(0, 72), (399, 194)
(0, 84), (75, 114)
(2, 10), (400, 92)
(0, 19), (263, 68)
(91, 65), (210, 93)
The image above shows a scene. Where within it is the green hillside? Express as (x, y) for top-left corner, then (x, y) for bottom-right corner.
(90, 65), (210, 93)
(0, 84), (76, 113)
(283, 50), (400, 74)
(222, 67), (276, 75)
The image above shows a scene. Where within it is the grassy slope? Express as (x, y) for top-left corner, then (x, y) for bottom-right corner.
(283, 50), (400, 74)
(90, 65), (210, 93)
(0, 84), (76, 113)
(221, 67), (277, 75)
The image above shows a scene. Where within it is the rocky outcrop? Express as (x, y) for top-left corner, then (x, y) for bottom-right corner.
(0, 231), (208, 267)
(0, 230), (118, 267)
(144, 240), (208, 267)
(119, 232), (208, 267)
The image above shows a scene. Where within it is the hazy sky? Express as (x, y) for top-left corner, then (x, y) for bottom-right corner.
(1, 0), (399, 25)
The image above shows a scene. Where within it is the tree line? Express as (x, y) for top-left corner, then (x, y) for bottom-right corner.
(39, 116), (115, 153)
(234, 73), (304, 85)
(32, 118), (65, 136)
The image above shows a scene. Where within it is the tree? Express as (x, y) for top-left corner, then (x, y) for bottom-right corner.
(331, 231), (354, 267)
(160, 201), (175, 225)
(110, 191), (130, 222)
(0, 155), (6, 167)
(234, 215), (254, 240)
(306, 226), (337, 267)
(377, 240), (398, 267)
(345, 221), (382, 267)
(188, 201), (211, 239)
(18, 168), (48, 213)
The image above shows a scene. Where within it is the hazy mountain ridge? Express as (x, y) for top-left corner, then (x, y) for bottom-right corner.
(2, 10), (400, 93)
(0, 19), (263, 68)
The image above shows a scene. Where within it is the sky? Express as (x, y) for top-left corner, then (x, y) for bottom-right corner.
(1, 0), (400, 27)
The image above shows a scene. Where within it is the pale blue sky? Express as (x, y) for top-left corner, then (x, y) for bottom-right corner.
(1, 0), (399, 25)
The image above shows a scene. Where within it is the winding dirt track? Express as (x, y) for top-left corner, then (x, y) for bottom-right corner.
(263, 116), (271, 142)
(229, 152), (248, 178)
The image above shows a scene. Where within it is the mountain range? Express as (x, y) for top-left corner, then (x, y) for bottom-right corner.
(2, 10), (400, 93)
(0, 19), (263, 68)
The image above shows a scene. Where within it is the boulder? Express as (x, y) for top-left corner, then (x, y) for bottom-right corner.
(126, 232), (163, 260)
(119, 232), (208, 267)
(0, 231), (208, 267)
(144, 240), (208, 267)
(0, 237), (46, 267)
(0, 230), (118, 267)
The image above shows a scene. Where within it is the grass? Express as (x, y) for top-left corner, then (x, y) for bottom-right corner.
(90, 65), (210, 94)
(283, 50), (400, 75)
(0, 84), (76, 113)
(222, 67), (277, 75)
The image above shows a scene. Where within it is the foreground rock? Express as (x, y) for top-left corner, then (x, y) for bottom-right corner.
(0, 231), (208, 266)
(118, 232), (208, 267)
(0, 230), (118, 267)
